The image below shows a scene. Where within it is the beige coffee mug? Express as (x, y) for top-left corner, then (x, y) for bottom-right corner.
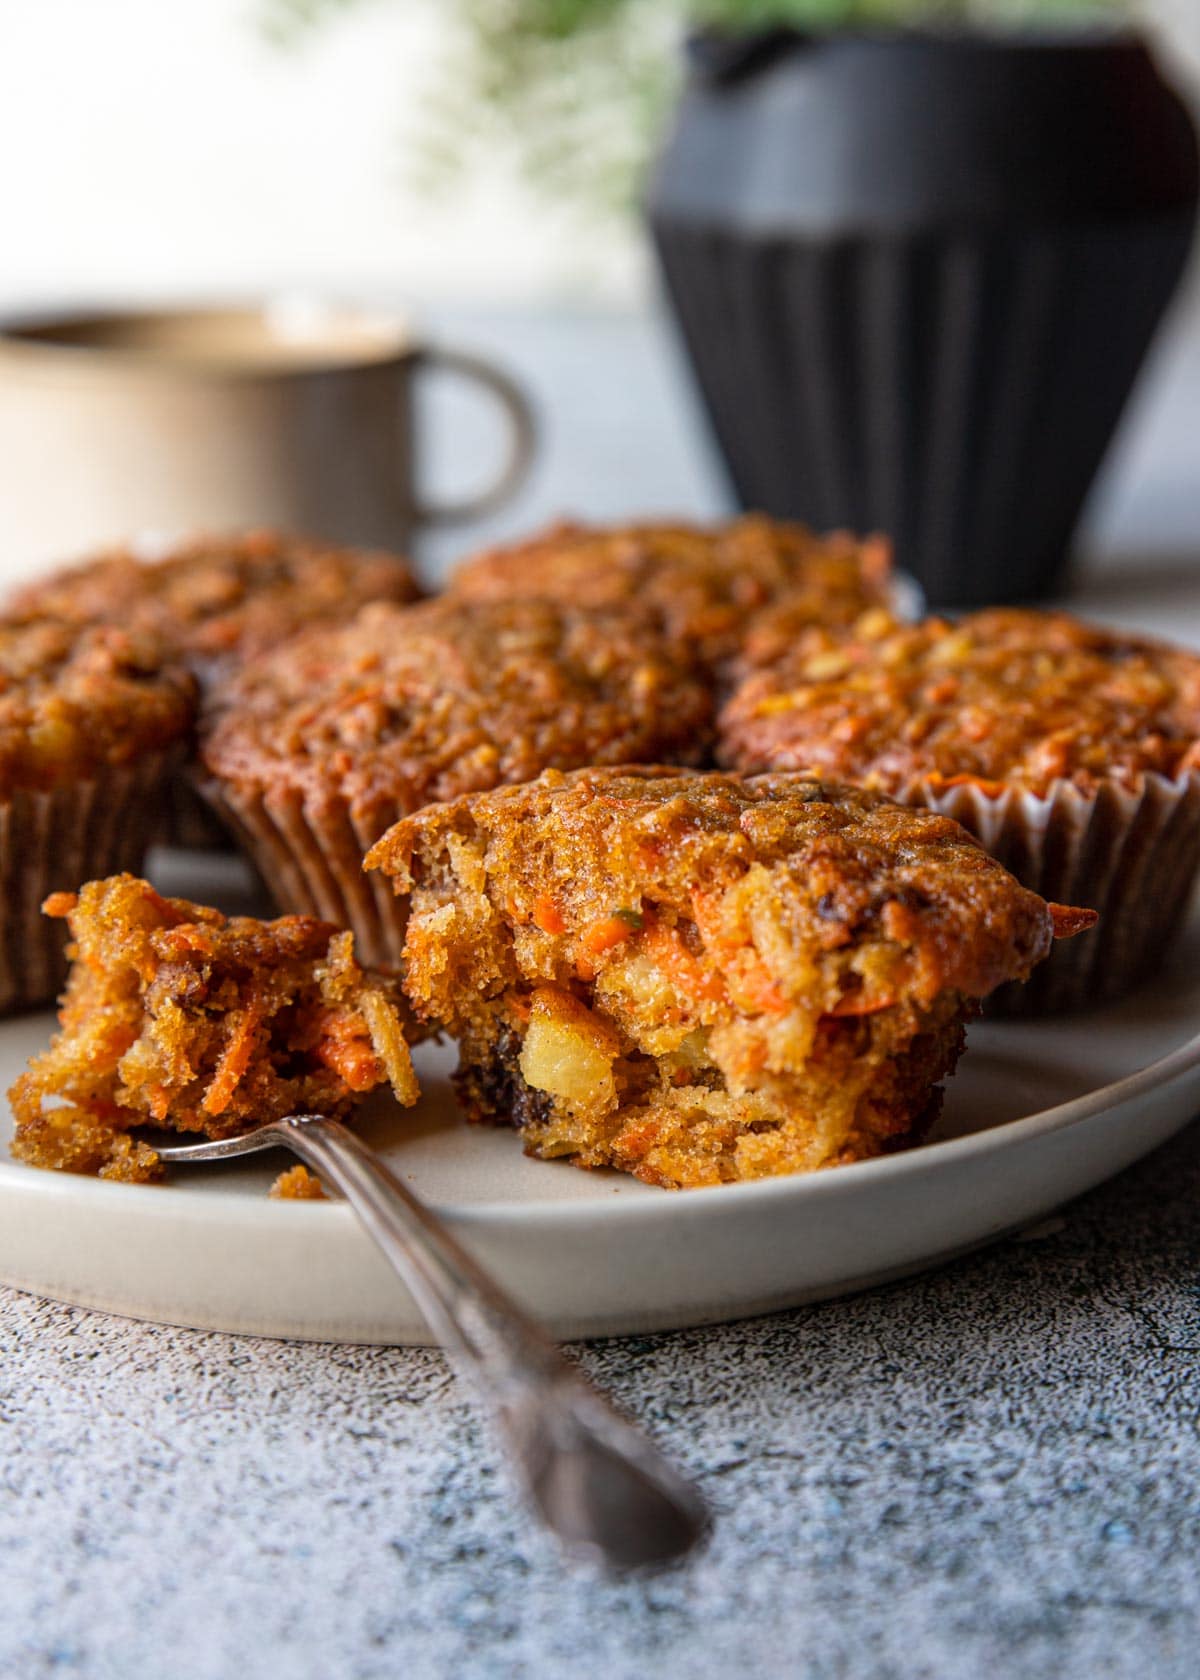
(0, 299), (536, 574)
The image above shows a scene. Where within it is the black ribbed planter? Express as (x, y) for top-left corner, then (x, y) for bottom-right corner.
(647, 29), (1199, 606)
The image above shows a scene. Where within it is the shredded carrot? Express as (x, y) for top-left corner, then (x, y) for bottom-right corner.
(203, 1005), (263, 1116)
(644, 923), (726, 1005)
(316, 1026), (382, 1092)
(825, 992), (896, 1018)
(925, 772), (1009, 798)
(532, 895), (565, 935)
(690, 890), (787, 1014)
(330, 683), (385, 715)
(742, 973), (789, 1014)
(1048, 902), (1099, 940)
(582, 916), (638, 957)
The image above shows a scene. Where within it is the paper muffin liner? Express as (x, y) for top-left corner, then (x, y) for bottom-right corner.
(198, 779), (410, 970)
(905, 770), (1200, 1015)
(0, 750), (180, 1015)
(161, 769), (240, 851)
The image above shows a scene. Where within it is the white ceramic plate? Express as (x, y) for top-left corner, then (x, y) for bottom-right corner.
(1, 864), (1197, 1345)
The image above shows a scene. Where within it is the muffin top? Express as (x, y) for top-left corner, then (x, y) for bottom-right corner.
(7, 528), (420, 687)
(369, 766), (1074, 1017)
(201, 597), (714, 820)
(0, 619), (195, 797)
(719, 609), (1200, 797)
(447, 515), (892, 673)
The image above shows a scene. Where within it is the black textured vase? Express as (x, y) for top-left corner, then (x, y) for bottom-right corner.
(646, 30), (1199, 605)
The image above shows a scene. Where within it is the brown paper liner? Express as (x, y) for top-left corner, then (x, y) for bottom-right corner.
(905, 771), (1200, 1015)
(0, 750), (180, 1015)
(198, 779), (410, 970)
(162, 770), (239, 851)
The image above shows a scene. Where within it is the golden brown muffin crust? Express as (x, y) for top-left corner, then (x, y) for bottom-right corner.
(7, 528), (420, 687)
(719, 609), (1200, 797)
(373, 767), (1060, 1012)
(448, 515), (892, 673)
(0, 619), (195, 797)
(201, 597), (715, 822)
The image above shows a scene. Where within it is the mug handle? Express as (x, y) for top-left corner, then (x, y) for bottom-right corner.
(409, 345), (536, 527)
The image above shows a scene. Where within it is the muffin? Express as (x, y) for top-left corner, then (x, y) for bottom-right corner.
(9, 874), (417, 1183)
(7, 527), (421, 688)
(719, 608), (1200, 1010)
(7, 529), (422, 848)
(365, 767), (1091, 1188)
(447, 514), (894, 678)
(199, 596), (715, 967)
(0, 620), (195, 1012)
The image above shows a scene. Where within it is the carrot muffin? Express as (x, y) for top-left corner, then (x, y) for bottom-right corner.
(7, 529), (420, 850)
(0, 620), (195, 1013)
(720, 608), (1200, 1009)
(7, 527), (421, 688)
(447, 515), (894, 677)
(199, 596), (715, 967)
(366, 767), (1090, 1188)
(9, 874), (417, 1183)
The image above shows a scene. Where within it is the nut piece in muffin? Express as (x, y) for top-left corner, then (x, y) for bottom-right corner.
(9, 874), (417, 1183)
(719, 609), (1200, 1010)
(200, 596), (715, 967)
(0, 620), (196, 1013)
(366, 768), (1091, 1188)
(448, 515), (893, 676)
(7, 527), (421, 689)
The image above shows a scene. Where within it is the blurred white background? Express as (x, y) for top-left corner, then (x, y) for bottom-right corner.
(0, 0), (1197, 314)
(0, 0), (650, 311)
(0, 0), (1196, 594)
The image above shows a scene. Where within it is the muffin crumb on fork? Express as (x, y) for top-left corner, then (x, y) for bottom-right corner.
(9, 874), (417, 1183)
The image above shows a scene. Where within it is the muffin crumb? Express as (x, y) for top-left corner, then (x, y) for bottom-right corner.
(270, 1164), (327, 1201)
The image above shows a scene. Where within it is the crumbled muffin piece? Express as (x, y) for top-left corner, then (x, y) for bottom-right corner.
(447, 515), (892, 676)
(367, 768), (1092, 1188)
(270, 1164), (327, 1201)
(9, 875), (417, 1182)
(719, 608), (1200, 796)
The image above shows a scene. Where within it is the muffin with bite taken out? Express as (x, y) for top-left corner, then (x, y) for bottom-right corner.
(366, 767), (1094, 1187)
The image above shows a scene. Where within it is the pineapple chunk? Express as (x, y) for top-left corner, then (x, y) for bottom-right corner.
(519, 987), (619, 1120)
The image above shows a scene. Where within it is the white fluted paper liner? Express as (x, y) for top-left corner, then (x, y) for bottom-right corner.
(905, 770), (1200, 1015)
(0, 751), (179, 1015)
(198, 779), (410, 971)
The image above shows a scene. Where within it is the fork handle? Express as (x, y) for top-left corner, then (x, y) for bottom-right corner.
(262, 1114), (709, 1571)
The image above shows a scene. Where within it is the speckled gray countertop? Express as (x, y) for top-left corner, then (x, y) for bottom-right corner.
(4, 1126), (1200, 1680)
(3, 304), (1200, 1679)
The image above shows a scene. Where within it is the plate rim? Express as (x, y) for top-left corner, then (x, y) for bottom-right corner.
(3, 1009), (1198, 1229)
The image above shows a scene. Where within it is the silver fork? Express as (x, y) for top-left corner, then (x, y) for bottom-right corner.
(150, 1113), (711, 1573)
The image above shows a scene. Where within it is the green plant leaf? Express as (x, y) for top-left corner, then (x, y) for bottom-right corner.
(262, 0), (1131, 212)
